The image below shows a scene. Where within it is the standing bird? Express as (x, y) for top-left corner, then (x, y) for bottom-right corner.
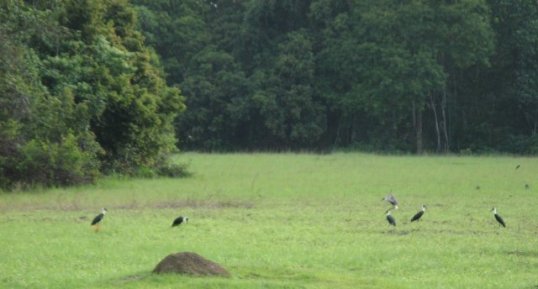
(172, 216), (189, 227)
(386, 210), (396, 226)
(491, 207), (506, 227)
(91, 208), (107, 232)
(411, 205), (426, 222)
(382, 193), (399, 210)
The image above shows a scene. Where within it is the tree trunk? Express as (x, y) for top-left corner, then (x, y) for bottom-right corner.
(413, 100), (423, 154)
(441, 89), (449, 153)
(429, 93), (441, 152)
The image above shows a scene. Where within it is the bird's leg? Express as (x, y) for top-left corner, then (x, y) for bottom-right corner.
(94, 224), (100, 233)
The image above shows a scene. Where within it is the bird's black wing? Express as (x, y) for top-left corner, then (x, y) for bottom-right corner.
(386, 215), (396, 226)
(91, 213), (104, 225)
(172, 217), (183, 227)
(495, 214), (506, 227)
(411, 211), (424, 222)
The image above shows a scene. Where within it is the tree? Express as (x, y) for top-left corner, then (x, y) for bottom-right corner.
(315, 0), (492, 153)
(481, 0), (538, 153)
(130, 0), (536, 155)
(0, 1), (101, 188)
(0, 0), (186, 189)
(176, 46), (249, 150)
(249, 30), (325, 149)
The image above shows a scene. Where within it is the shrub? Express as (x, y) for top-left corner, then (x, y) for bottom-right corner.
(1, 133), (102, 189)
(156, 162), (191, 178)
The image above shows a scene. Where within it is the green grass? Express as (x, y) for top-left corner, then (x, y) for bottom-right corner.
(1, 153), (537, 289)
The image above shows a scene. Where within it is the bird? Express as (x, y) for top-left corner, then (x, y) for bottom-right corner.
(491, 207), (506, 228)
(411, 205), (426, 222)
(525, 183), (529, 190)
(515, 164), (520, 170)
(171, 216), (189, 227)
(91, 208), (107, 232)
(382, 193), (399, 210)
(386, 210), (396, 226)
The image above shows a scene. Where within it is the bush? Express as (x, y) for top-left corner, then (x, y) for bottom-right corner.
(129, 162), (190, 179)
(1, 133), (102, 190)
(499, 135), (538, 155)
(156, 162), (191, 178)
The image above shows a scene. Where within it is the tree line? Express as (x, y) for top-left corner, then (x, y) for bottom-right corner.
(135, 0), (537, 154)
(1, 0), (537, 189)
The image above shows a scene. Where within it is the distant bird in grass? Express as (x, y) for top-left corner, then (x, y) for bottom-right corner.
(386, 210), (396, 226)
(172, 216), (189, 227)
(411, 205), (426, 222)
(382, 193), (399, 210)
(475, 185), (481, 190)
(491, 207), (506, 228)
(91, 208), (107, 232)
(525, 183), (530, 190)
(515, 164), (520, 170)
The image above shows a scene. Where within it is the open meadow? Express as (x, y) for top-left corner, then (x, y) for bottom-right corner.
(1, 153), (537, 289)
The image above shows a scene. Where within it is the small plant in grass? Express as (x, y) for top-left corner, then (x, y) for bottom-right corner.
(130, 161), (191, 178)
(156, 162), (191, 178)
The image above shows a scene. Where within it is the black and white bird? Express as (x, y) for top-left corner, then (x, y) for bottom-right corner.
(410, 205), (426, 222)
(171, 216), (189, 227)
(91, 208), (107, 232)
(491, 207), (506, 227)
(382, 193), (399, 210)
(386, 210), (396, 226)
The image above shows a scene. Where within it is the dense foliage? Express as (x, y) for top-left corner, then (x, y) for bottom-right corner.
(1, 0), (537, 188)
(134, 0), (537, 154)
(0, 0), (185, 189)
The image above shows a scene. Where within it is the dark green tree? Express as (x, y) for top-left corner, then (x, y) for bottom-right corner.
(478, 0), (538, 153)
(129, 0), (534, 155)
(0, 0), (185, 189)
(249, 30), (325, 149)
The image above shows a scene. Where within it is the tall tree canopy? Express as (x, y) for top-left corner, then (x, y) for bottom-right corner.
(0, 0), (185, 189)
(135, 0), (533, 154)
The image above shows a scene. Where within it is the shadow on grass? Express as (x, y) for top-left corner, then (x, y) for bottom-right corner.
(506, 250), (538, 258)
(152, 199), (255, 210)
(382, 229), (412, 235)
(112, 269), (316, 289)
(118, 272), (150, 283)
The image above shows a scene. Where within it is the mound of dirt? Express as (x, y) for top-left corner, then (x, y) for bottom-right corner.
(152, 252), (230, 277)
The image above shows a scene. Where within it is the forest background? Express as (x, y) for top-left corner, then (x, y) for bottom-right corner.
(1, 0), (537, 188)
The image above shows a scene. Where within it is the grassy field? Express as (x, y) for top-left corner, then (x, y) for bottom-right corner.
(1, 153), (537, 289)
